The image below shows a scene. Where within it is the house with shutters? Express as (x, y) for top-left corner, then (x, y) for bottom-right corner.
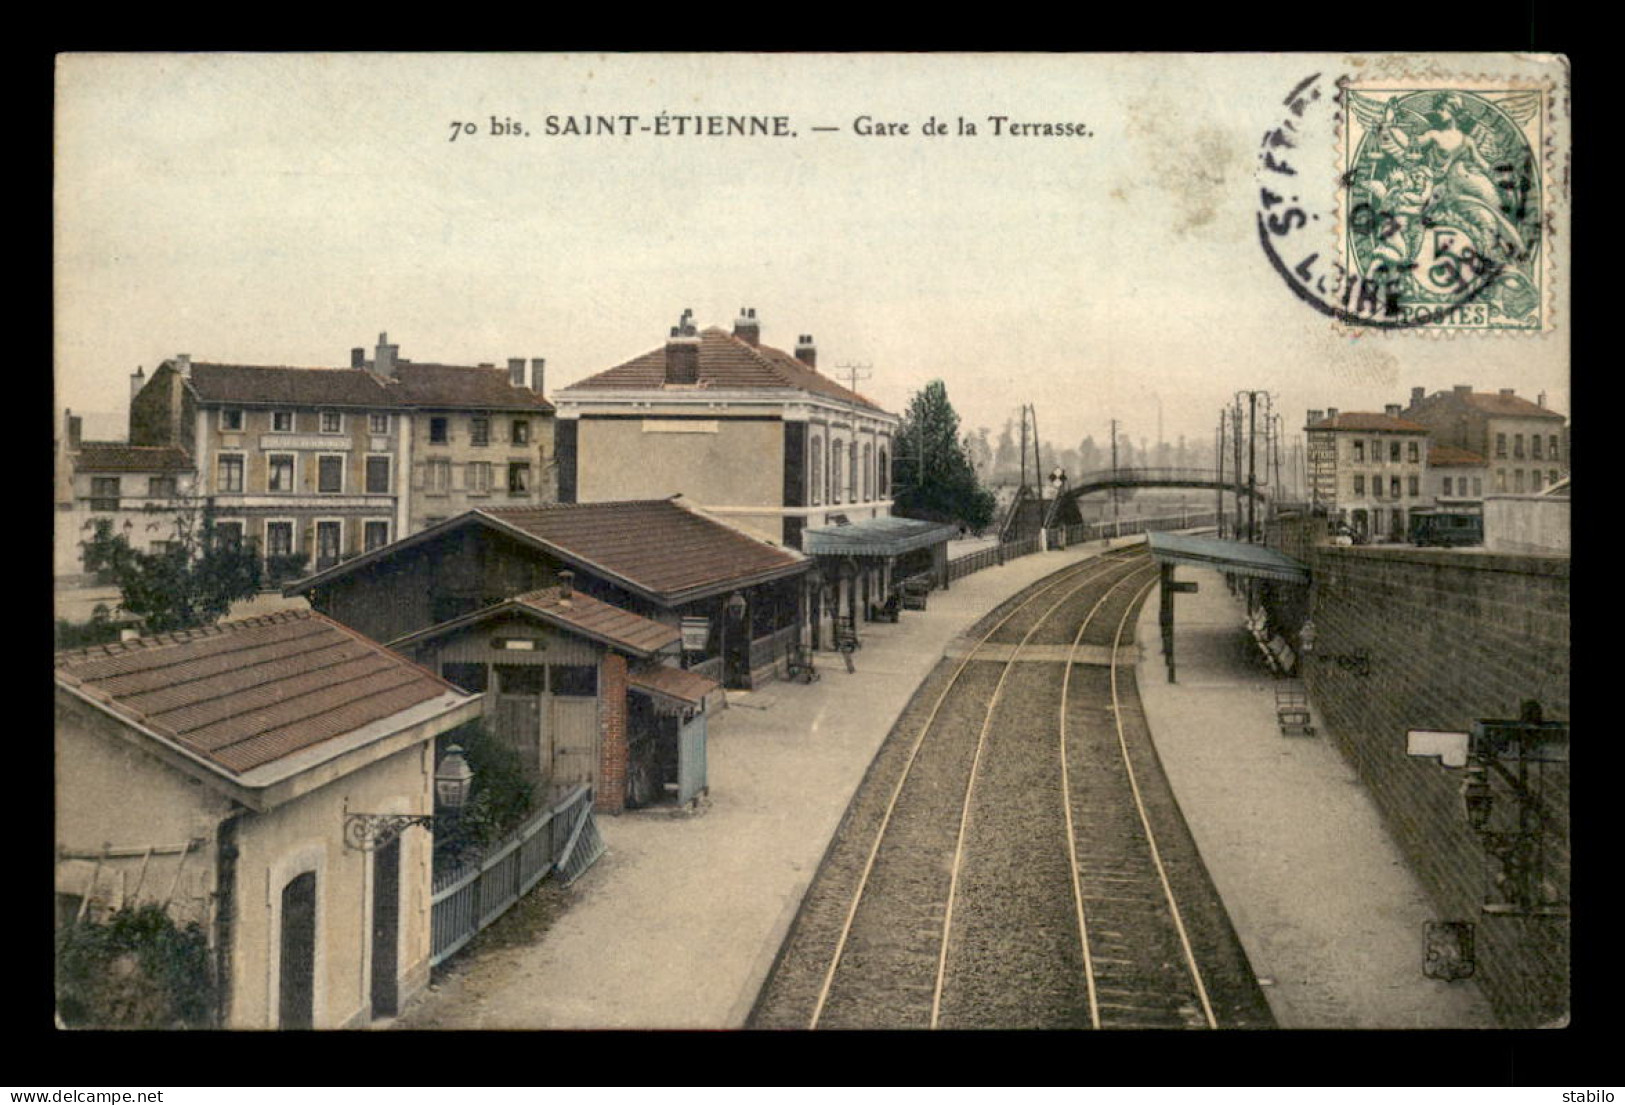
(122, 334), (554, 582)
(1304, 406), (1432, 542)
(54, 610), (483, 1028)
(1401, 384), (1569, 497)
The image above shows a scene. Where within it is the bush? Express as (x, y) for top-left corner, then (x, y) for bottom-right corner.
(56, 905), (215, 1029)
(434, 723), (535, 869)
(54, 616), (126, 651)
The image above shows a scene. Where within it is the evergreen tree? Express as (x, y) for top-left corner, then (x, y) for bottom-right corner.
(80, 497), (262, 634)
(892, 380), (996, 533)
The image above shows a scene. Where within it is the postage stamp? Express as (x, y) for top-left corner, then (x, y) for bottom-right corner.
(1337, 76), (1554, 334)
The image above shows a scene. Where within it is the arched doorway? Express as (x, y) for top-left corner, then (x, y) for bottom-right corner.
(279, 871), (317, 1030)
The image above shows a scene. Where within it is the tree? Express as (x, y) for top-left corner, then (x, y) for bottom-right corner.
(80, 497), (262, 634)
(892, 380), (997, 533)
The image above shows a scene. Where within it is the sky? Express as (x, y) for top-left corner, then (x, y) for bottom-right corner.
(54, 52), (1570, 457)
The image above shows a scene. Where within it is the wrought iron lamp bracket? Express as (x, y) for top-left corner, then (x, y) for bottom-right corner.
(344, 812), (436, 852)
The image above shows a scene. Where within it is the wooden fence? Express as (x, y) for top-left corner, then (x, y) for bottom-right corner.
(429, 784), (598, 967)
(945, 511), (1220, 586)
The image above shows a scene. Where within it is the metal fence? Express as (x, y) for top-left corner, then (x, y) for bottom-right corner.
(429, 784), (596, 967)
(945, 511), (1220, 585)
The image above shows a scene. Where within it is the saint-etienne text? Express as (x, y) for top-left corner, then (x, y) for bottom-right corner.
(448, 115), (795, 140)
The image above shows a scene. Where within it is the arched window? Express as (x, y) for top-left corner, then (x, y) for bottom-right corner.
(862, 443), (872, 500)
(878, 446), (888, 497)
(849, 441), (858, 502)
(832, 441), (844, 504)
(809, 436), (823, 506)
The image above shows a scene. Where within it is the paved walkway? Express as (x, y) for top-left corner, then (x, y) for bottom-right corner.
(1132, 568), (1496, 1028)
(395, 538), (1131, 1029)
(395, 543), (1497, 1030)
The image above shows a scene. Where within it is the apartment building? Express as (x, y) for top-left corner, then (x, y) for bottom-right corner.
(1305, 406), (1431, 541)
(1402, 385), (1568, 496)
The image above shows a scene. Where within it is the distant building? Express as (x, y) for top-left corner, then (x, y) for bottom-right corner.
(125, 335), (554, 580)
(54, 408), (197, 585)
(1304, 406), (1431, 541)
(1402, 385), (1568, 496)
(55, 611), (482, 1028)
(1425, 444), (1489, 509)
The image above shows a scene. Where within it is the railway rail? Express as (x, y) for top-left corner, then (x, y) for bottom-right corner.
(749, 543), (1271, 1030)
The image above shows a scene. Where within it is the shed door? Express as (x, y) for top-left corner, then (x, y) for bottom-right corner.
(677, 712), (708, 805)
(494, 665), (547, 782)
(549, 663), (599, 790)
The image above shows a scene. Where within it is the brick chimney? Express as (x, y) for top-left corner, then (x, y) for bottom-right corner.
(1410, 386), (1425, 407)
(375, 332), (398, 378)
(508, 358), (526, 388)
(1385, 403), (1402, 418)
(665, 309), (700, 385)
(351, 347), (365, 369)
(531, 358), (545, 394)
(175, 354), (191, 378)
(733, 307), (760, 347)
(130, 366), (146, 402)
(795, 334), (817, 368)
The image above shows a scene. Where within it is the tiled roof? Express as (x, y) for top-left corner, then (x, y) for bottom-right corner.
(629, 663), (721, 707)
(55, 610), (471, 776)
(508, 587), (677, 654)
(186, 362), (392, 407)
(1307, 412), (1430, 433)
(561, 327), (889, 413)
(181, 359), (551, 411)
(391, 363), (553, 412)
(481, 499), (809, 602)
(74, 443), (193, 473)
(1456, 391), (1565, 419)
(1429, 445), (1488, 467)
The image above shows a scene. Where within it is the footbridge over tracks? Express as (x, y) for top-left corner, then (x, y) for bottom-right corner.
(1017, 467), (1267, 534)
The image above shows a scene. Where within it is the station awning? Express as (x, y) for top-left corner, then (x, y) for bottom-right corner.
(803, 515), (959, 558)
(629, 663), (723, 712)
(1147, 531), (1311, 584)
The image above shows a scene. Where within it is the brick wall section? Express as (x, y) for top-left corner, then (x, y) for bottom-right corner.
(1264, 520), (1570, 1026)
(597, 652), (629, 814)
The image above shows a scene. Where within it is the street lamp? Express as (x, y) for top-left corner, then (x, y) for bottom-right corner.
(344, 744), (474, 851)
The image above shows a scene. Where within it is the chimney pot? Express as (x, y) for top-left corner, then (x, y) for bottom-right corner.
(795, 334), (817, 369)
(1410, 386), (1425, 406)
(1327, 407), (1339, 422)
(175, 354), (191, 377)
(375, 334), (398, 378)
(1385, 403), (1402, 418)
(1499, 387), (1516, 397)
(65, 409), (82, 449)
(508, 358), (525, 388)
(558, 569), (574, 599)
(1538, 391), (1547, 408)
(130, 365), (146, 403)
(351, 347), (365, 369)
(1307, 409), (1324, 426)
(531, 358), (546, 394)
(733, 307), (761, 346)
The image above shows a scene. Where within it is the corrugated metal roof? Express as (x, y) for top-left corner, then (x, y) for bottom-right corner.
(803, 515), (959, 557)
(1147, 531), (1311, 584)
(55, 610), (474, 776)
(561, 327), (890, 413)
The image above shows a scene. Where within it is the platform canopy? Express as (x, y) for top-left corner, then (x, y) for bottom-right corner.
(1147, 531), (1311, 584)
(802, 515), (959, 558)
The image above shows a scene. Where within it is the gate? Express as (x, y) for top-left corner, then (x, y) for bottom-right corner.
(677, 712), (708, 805)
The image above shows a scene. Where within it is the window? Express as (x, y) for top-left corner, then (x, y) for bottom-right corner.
(496, 665), (547, 695)
(468, 461), (493, 494)
(1514, 469), (1525, 493)
(849, 441), (859, 501)
(147, 476), (177, 499)
(832, 442), (844, 504)
(862, 443), (873, 500)
(319, 410), (343, 434)
(470, 417), (490, 446)
(1443, 477), (1453, 496)
(369, 413), (390, 434)
(878, 446), (888, 497)
(365, 455), (391, 494)
(1408, 475), (1420, 497)
(1549, 470), (1559, 487)
(272, 411), (294, 432)
(511, 419), (531, 445)
(90, 477), (120, 511)
(213, 521), (244, 550)
(426, 459), (451, 493)
(1353, 474), (1365, 496)
(1531, 471), (1543, 493)
(809, 437), (823, 505)
(440, 663), (488, 694)
(1496, 433), (1507, 458)
(1352, 440), (1364, 463)
(221, 410), (243, 431)
(268, 454), (295, 492)
(363, 520), (390, 551)
(265, 521), (294, 558)
(1548, 435), (1559, 461)
(1407, 441), (1420, 463)
(318, 455), (344, 494)
(1531, 435), (1543, 459)
(508, 462), (531, 495)
(217, 454), (244, 493)
(1496, 469), (1507, 492)
(1474, 477), (1484, 496)
(1389, 440), (1401, 463)
(1513, 434), (1525, 459)
(551, 664), (598, 697)
(315, 521), (342, 570)
(429, 417), (449, 444)
(1390, 475), (1402, 499)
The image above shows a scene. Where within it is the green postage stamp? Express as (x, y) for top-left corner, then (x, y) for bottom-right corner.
(1339, 76), (1554, 333)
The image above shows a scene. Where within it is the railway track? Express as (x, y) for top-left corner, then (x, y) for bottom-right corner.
(749, 544), (1271, 1030)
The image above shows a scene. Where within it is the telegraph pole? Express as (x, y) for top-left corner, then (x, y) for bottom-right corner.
(1110, 417), (1120, 521)
(835, 361), (872, 395)
(1216, 408), (1227, 536)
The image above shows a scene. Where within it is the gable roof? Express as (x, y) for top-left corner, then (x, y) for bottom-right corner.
(172, 358), (551, 411)
(55, 610), (474, 779)
(1429, 444), (1488, 467)
(74, 443), (193, 473)
(561, 327), (889, 413)
(1306, 411), (1430, 433)
(285, 498), (809, 606)
(390, 586), (680, 657)
(1410, 389), (1566, 421)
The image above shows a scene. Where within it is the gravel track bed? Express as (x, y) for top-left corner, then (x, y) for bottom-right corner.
(749, 546), (1271, 1030)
